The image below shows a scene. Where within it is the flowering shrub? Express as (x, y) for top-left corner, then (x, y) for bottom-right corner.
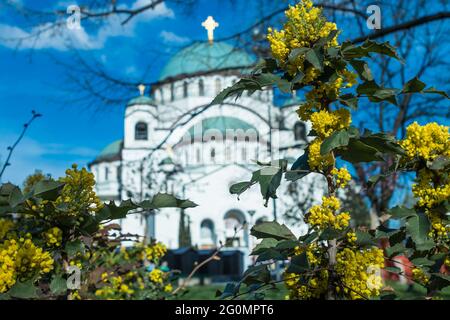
(215, 0), (449, 300)
(0, 165), (196, 299)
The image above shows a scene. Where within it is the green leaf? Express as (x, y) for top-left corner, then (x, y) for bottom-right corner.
(410, 257), (434, 267)
(229, 181), (253, 197)
(97, 199), (137, 221)
(337, 139), (383, 163)
(406, 213), (430, 246)
(256, 248), (285, 262)
(388, 206), (416, 219)
(251, 238), (279, 255)
(65, 239), (85, 258)
(305, 48), (323, 71)
(427, 155), (450, 171)
(385, 243), (408, 258)
(8, 280), (38, 299)
(251, 221), (296, 241)
(338, 94), (358, 109)
(402, 77), (426, 93)
(350, 59), (373, 81)
(320, 130), (349, 155)
(319, 228), (342, 240)
(384, 266), (402, 274)
(355, 230), (375, 246)
(360, 133), (405, 155)
(8, 186), (24, 208)
(288, 47), (309, 63)
(141, 193), (198, 209)
(241, 264), (271, 286)
(342, 40), (402, 61)
(32, 180), (64, 201)
(423, 87), (449, 99)
(50, 275), (67, 295)
(286, 252), (309, 273)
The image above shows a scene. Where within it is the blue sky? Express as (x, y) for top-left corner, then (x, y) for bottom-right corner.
(0, 0), (281, 184)
(0, 0), (448, 187)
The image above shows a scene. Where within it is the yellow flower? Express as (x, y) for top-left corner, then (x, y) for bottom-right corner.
(149, 268), (164, 284)
(400, 122), (450, 161)
(164, 284), (173, 293)
(310, 109), (351, 139)
(0, 236), (54, 293)
(0, 219), (14, 240)
(267, 0), (338, 79)
(144, 242), (167, 262)
(308, 138), (334, 171)
(331, 167), (352, 188)
(412, 267), (430, 285)
(306, 196), (350, 231)
(43, 227), (63, 247)
(336, 247), (384, 299)
(54, 164), (103, 219)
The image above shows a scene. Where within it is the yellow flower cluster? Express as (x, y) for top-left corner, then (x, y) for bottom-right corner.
(346, 231), (357, 245)
(267, 0), (338, 77)
(96, 272), (140, 299)
(331, 167), (352, 188)
(164, 283), (173, 293)
(310, 109), (351, 139)
(400, 122), (450, 161)
(55, 164), (103, 218)
(149, 268), (164, 284)
(412, 169), (450, 209)
(294, 243), (321, 266)
(43, 227), (63, 247)
(308, 138), (334, 171)
(284, 270), (329, 300)
(335, 247), (384, 299)
(412, 267), (430, 285)
(0, 235), (54, 293)
(0, 218), (14, 240)
(306, 196), (350, 230)
(145, 242), (167, 262)
(428, 221), (449, 240)
(400, 122), (450, 241)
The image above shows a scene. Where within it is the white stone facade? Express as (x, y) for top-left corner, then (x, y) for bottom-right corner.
(88, 45), (326, 266)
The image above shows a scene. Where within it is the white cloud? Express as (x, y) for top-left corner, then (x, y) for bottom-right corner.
(0, 1), (175, 51)
(159, 30), (189, 44)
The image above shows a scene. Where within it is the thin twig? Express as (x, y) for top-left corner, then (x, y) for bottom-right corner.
(0, 110), (42, 180)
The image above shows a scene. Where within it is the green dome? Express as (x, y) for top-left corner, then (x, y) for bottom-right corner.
(159, 42), (255, 81)
(93, 140), (123, 163)
(127, 95), (155, 107)
(187, 116), (257, 137)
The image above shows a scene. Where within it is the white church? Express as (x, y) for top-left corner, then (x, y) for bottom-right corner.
(89, 17), (325, 262)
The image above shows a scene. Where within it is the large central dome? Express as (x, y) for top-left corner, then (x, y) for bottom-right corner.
(159, 42), (255, 81)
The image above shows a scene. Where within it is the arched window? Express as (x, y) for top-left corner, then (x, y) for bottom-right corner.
(183, 81), (188, 98)
(215, 78), (221, 94)
(210, 148), (216, 161)
(224, 210), (246, 247)
(135, 122), (148, 140)
(159, 88), (164, 103)
(294, 122), (306, 141)
(241, 148), (247, 162)
(170, 83), (175, 101)
(105, 167), (110, 181)
(198, 79), (205, 96)
(200, 219), (216, 247)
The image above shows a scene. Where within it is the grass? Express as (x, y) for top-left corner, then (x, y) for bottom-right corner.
(178, 283), (288, 300)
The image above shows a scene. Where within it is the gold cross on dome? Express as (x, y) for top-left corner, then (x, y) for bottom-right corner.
(138, 84), (146, 96)
(202, 16), (219, 44)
